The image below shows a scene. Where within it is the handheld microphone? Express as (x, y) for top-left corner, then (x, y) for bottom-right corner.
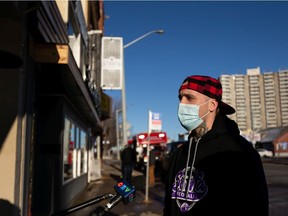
(104, 180), (136, 211)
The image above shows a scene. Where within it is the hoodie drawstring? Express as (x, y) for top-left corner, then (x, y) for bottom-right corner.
(181, 137), (201, 193)
(181, 137), (193, 191)
(186, 137), (201, 197)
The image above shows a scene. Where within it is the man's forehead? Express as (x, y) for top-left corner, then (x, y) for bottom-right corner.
(180, 89), (202, 96)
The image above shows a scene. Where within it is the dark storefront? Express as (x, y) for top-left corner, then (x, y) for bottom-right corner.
(0, 1), (108, 215)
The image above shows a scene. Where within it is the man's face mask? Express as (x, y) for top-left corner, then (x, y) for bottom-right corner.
(177, 100), (211, 132)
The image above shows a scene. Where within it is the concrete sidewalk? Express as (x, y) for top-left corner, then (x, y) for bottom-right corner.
(68, 159), (165, 216)
(61, 158), (288, 216)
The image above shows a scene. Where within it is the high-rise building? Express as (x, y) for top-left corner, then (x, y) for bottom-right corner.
(219, 67), (288, 139)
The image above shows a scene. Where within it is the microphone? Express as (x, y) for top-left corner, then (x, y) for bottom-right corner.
(104, 180), (136, 211)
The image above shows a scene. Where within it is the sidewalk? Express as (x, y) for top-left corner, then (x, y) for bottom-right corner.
(68, 159), (165, 216)
(64, 157), (288, 216)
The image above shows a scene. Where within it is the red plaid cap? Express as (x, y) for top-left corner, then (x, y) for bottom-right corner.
(179, 75), (235, 115)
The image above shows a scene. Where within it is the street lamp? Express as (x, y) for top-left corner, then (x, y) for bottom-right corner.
(123, 29), (165, 49)
(121, 29), (165, 149)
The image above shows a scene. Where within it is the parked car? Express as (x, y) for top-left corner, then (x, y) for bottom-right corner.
(161, 141), (186, 182)
(256, 148), (273, 158)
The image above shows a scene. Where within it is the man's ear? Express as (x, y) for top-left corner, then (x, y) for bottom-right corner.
(209, 100), (218, 112)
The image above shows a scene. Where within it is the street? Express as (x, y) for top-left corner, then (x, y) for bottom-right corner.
(263, 161), (288, 216)
(68, 159), (288, 216)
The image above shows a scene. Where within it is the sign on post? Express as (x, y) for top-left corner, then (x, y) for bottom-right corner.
(150, 112), (162, 132)
(145, 110), (162, 203)
(101, 37), (123, 90)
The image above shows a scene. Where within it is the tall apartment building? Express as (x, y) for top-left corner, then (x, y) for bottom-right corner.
(220, 67), (288, 138)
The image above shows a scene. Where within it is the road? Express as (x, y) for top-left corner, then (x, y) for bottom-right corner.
(263, 161), (288, 216)
(68, 159), (288, 216)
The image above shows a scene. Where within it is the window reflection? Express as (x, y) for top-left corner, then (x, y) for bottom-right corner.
(63, 116), (88, 182)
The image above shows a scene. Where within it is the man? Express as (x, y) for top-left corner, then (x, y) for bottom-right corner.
(149, 146), (157, 186)
(120, 144), (136, 184)
(163, 75), (268, 215)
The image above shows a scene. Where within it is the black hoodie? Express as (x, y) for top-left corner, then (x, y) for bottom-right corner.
(163, 112), (268, 216)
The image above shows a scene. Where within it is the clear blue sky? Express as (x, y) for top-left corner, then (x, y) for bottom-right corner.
(102, 1), (288, 141)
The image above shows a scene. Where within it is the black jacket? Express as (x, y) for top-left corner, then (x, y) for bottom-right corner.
(163, 112), (268, 215)
(121, 146), (136, 165)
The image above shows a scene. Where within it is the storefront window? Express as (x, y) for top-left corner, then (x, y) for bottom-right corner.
(63, 116), (88, 183)
(80, 130), (87, 174)
(63, 118), (75, 181)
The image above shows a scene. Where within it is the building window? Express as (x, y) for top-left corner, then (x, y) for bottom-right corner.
(80, 130), (87, 174)
(63, 118), (74, 181)
(63, 116), (88, 183)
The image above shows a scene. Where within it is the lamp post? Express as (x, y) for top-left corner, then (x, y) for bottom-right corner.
(121, 29), (165, 149)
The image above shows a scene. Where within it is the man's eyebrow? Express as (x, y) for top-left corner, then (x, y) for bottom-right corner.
(179, 92), (196, 99)
(183, 92), (196, 97)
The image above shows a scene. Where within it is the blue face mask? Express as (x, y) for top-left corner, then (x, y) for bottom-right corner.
(177, 101), (210, 132)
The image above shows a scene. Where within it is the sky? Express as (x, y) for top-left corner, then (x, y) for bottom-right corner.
(102, 1), (288, 141)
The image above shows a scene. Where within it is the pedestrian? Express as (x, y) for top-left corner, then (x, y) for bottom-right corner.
(148, 146), (156, 186)
(120, 144), (136, 184)
(163, 75), (268, 215)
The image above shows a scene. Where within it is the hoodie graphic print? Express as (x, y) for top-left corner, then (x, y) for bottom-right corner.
(171, 138), (208, 213)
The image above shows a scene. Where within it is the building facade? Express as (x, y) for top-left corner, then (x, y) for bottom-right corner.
(220, 67), (288, 141)
(0, 1), (111, 216)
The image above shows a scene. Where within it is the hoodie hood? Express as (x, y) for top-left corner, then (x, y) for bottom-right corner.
(212, 111), (240, 135)
(195, 111), (240, 144)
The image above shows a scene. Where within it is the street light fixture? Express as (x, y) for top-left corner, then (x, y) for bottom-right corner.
(123, 29), (165, 49)
(120, 29), (165, 151)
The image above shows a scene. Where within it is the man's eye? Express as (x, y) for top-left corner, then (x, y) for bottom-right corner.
(178, 95), (182, 101)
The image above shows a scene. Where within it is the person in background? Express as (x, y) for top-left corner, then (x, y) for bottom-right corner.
(149, 146), (157, 186)
(120, 144), (136, 184)
(163, 75), (268, 215)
